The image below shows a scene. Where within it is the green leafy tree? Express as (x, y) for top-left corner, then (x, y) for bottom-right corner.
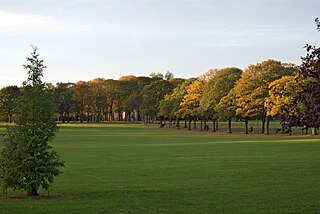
(150, 72), (164, 80)
(201, 67), (242, 131)
(159, 78), (195, 126)
(140, 79), (174, 123)
(164, 71), (174, 80)
(54, 82), (74, 123)
(0, 86), (20, 123)
(0, 46), (64, 196)
(215, 89), (237, 133)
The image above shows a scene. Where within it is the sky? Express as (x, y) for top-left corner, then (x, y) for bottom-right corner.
(0, 0), (319, 88)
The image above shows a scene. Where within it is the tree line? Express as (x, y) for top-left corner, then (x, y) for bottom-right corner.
(0, 57), (317, 135)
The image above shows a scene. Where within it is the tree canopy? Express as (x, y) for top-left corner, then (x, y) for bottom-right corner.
(0, 47), (64, 196)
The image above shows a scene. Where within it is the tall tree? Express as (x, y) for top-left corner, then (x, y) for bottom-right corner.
(178, 78), (204, 130)
(264, 76), (301, 133)
(201, 67), (242, 131)
(0, 46), (64, 196)
(284, 18), (320, 134)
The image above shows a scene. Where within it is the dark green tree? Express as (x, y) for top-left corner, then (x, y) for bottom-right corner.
(54, 82), (74, 123)
(284, 17), (320, 134)
(0, 86), (20, 123)
(0, 46), (64, 196)
(140, 79), (174, 123)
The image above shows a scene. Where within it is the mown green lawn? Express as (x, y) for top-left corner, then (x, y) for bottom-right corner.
(0, 123), (320, 213)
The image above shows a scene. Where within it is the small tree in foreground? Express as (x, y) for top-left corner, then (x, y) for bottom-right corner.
(0, 46), (64, 196)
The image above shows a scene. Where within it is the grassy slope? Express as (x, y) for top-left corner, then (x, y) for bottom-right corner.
(0, 123), (320, 213)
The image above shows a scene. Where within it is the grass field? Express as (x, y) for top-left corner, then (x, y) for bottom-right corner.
(0, 123), (320, 213)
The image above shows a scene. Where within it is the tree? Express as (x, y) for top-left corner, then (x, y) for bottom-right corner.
(215, 89), (237, 133)
(101, 79), (119, 121)
(72, 81), (90, 122)
(119, 77), (141, 122)
(234, 59), (296, 134)
(264, 76), (300, 133)
(284, 18), (320, 134)
(159, 78), (195, 127)
(0, 86), (20, 123)
(150, 72), (164, 80)
(140, 79), (174, 123)
(54, 82), (74, 123)
(0, 46), (64, 196)
(201, 67), (242, 131)
(178, 78), (204, 130)
(164, 71), (174, 80)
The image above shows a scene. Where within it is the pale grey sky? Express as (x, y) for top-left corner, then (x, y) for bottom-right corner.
(0, 0), (319, 87)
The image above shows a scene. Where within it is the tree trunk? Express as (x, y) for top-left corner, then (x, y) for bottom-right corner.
(110, 105), (114, 122)
(266, 117), (270, 135)
(216, 120), (218, 131)
(184, 119), (187, 128)
(80, 111), (84, 123)
(288, 126), (292, 135)
(204, 119), (207, 131)
(67, 113), (70, 123)
(305, 127), (309, 135)
(212, 119), (216, 132)
(312, 127), (318, 135)
(261, 117), (266, 134)
(200, 118), (203, 131)
(281, 123), (285, 134)
(193, 118), (196, 129)
(188, 118), (191, 130)
(128, 112), (131, 123)
(228, 118), (232, 133)
(27, 187), (38, 196)
(245, 119), (248, 134)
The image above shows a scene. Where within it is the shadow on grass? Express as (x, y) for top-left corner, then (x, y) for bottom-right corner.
(0, 194), (65, 200)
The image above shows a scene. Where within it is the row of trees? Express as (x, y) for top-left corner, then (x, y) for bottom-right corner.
(0, 57), (316, 134)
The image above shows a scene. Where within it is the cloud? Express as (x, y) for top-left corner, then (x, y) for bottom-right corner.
(0, 11), (52, 31)
(0, 10), (92, 37)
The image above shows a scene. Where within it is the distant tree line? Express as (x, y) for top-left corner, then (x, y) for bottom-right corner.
(0, 18), (319, 135)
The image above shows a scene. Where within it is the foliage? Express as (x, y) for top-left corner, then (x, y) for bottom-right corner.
(159, 78), (195, 118)
(201, 67), (242, 116)
(54, 82), (74, 122)
(234, 59), (296, 119)
(265, 76), (297, 117)
(0, 86), (20, 123)
(178, 78), (204, 118)
(150, 72), (164, 80)
(0, 46), (64, 196)
(283, 18), (320, 131)
(215, 89), (237, 120)
(140, 80), (174, 118)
